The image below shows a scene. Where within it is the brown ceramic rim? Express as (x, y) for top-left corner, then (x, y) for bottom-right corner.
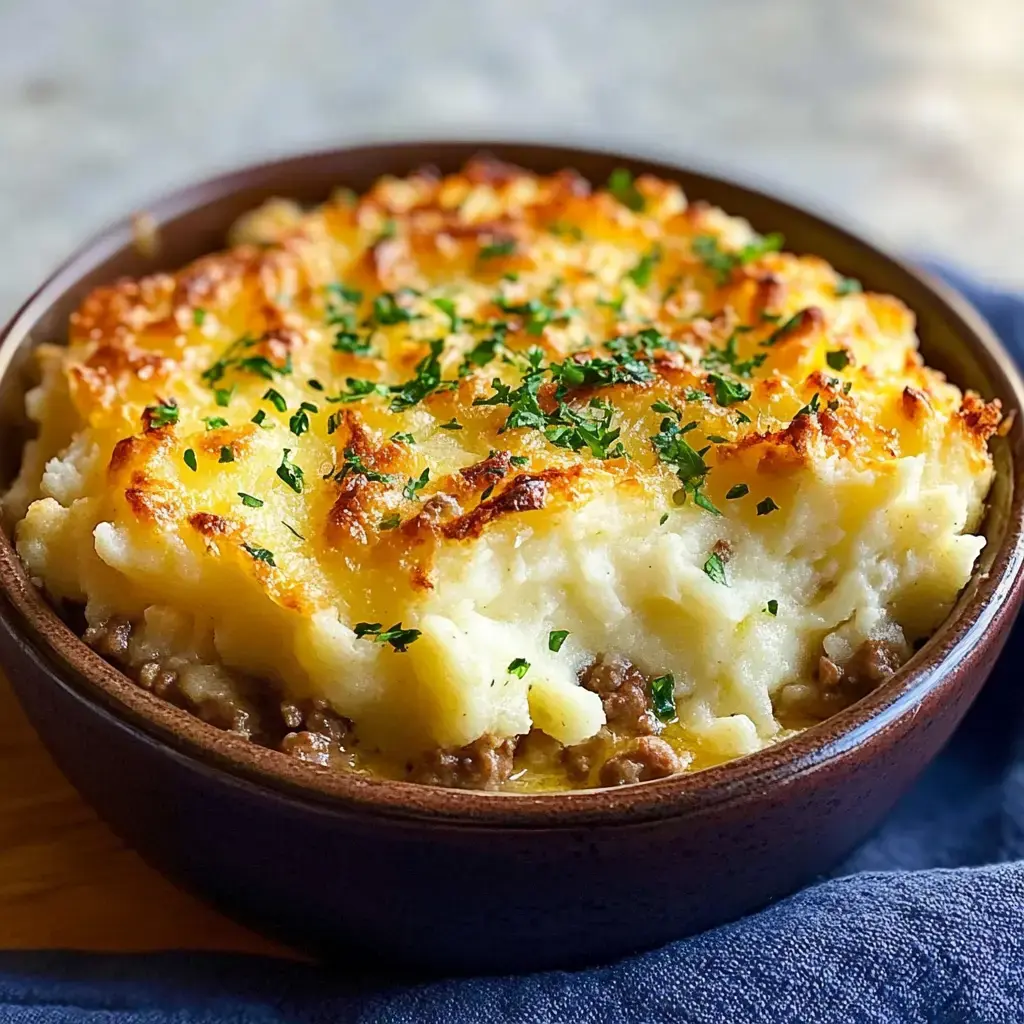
(2, 140), (1023, 828)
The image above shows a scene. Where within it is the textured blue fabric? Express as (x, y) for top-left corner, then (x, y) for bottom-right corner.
(3, 268), (1024, 1024)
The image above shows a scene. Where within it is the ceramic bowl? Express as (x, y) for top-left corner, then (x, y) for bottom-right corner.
(1, 142), (1022, 973)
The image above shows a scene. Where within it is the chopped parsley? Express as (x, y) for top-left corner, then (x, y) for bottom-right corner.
(390, 431), (416, 444)
(545, 398), (626, 459)
(548, 629), (569, 653)
(756, 496), (780, 516)
(432, 297), (462, 331)
(325, 284), (370, 355)
(307, 378), (325, 392)
(263, 388), (287, 412)
(479, 239), (517, 260)
(701, 333), (767, 378)
(458, 329), (506, 377)
(626, 247), (661, 288)
(509, 455), (529, 466)
(333, 447), (397, 486)
(289, 402), (317, 437)
(251, 409), (268, 427)
(353, 621), (421, 652)
(692, 232), (784, 285)
(835, 276), (863, 297)
(238, 492), (263, 508)
(766, 599), (779, 616)
(703, 552), (728, 586)
(370, 290), (418, 326)
(659, 512), (670, 525)
(276, 449), (304, 493)
(651, 414), (719, 515)
(202, 334), (293, 387)
(243, 543), (276, 567)
(495, 296), (575, 336)
(438, 418), (463, 430)
(143, 399), (179, 429)
(218, 445), (234, 464)
(202, 415), (228, 430)
(183, 448), (197, 472)
(726, 483), (749, 500)
(826, 349), (850, 371)
(214, 387), (234, 408)
(281, 520), (305, 540)
(507, 657), (531, 679)
(326, 378), (391, 405)
(650, 673), (677, 723)
(192, 308), (207, 327)
(326, 283), (362, 306)
(402, 468), (430, 501)
(332, 331), (373, 356)
(389, 339), (445, 411)
(548, 221), (584, 241)
(707, 373), (751, 407)
(795, 393), (821, 418)
(761, 310), (807, 348)
(378, 513), (402, 531)
(607, 168), (645, 212)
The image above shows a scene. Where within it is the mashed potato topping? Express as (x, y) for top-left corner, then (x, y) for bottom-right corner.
(4, 158), (1000, 789)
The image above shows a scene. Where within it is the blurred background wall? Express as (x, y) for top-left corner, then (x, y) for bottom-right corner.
(2, 0), (1022, 317)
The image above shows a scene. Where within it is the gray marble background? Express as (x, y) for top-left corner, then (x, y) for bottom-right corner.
(2, 0), (1023, 319)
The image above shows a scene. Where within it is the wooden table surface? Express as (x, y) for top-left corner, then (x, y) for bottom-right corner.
(0, 669), (291, 956)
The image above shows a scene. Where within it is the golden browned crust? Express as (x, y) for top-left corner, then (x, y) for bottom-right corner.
(37, 156), (998, 604)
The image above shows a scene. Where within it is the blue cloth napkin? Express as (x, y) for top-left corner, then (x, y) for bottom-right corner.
(3, 267), (1024, 1024)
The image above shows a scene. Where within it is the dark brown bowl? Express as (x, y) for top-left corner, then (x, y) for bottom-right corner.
(1, 141), (1022, 974)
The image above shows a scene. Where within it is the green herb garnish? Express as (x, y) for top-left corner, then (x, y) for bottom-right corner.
(183, 448), (197, 472)
(239, 492), (263, 508)
(650, 673), (677, 723)
(826, 349), (850, 371)
(692, 232), (784, 285)
(626, 247), (661, 288)
(756, 496), (780, 516)
(479, 239), (517, 260)
(353, 621), (421, 652)
(703, 552), (728, 585)
(548, 629), (569, 653)
(202, 416), (228, 430)
(276, 449), (304, 493)
(707, 373), (751, 407)
(219, 446), (234, 464)
(243, 543), (276, 567)
(389, 339), (445, 411)
(507, 657), (531, 679)
(402, 468), (430, 501)
(726, 483), (749, 500)
(263, 388), (287, 413)
(143, 399), (179, 429)
(607, 168), (645, 212)
(766, 599), (779, 616)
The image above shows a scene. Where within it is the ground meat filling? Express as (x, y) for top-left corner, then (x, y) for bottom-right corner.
(779, 638), (910, 721)
(599, 737), (685, 787)
(560, 654), (683, 787)
(79, 614), (908, 791)
(579, 653), (658, 735)
(408, 735), (517, 790)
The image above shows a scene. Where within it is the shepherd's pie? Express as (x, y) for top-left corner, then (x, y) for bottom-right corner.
(4, 158), (1001, 790)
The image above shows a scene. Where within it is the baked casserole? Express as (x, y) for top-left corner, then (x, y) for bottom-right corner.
(4, 157), (1001, 791)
